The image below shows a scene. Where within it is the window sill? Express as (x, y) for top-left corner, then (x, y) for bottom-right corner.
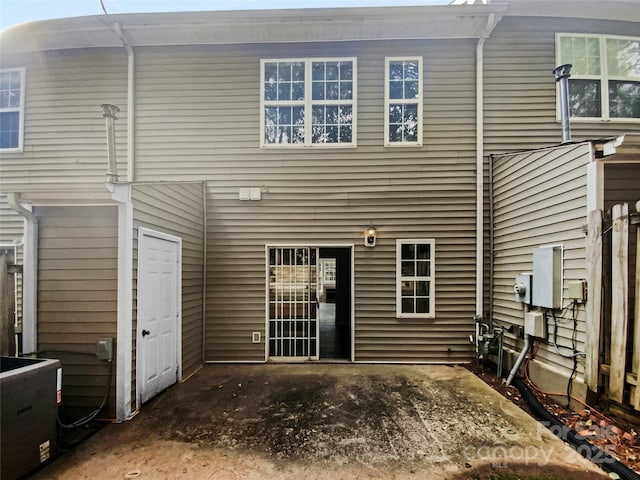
(260, 143), (358, 149)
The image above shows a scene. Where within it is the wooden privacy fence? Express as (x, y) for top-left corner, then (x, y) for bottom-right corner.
(586, 200), (640, 410)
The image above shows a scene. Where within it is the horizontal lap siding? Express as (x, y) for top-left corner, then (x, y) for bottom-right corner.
(484, 17), (640, 154)
(133, 41), (478, 363)
(36, 206), (117, 419)
(492, 143), (591, 378)
(132, 182), (205, 383)
(0, 49), (128, 193)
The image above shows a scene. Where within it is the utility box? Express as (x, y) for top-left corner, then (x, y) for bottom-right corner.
(532, 245), (562, 309)
(514, 273), (532, 304)
(524, 311), (546, 338)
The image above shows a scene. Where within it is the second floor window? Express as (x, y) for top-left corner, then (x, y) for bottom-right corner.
(261, 58), (356, 147)
(0, 68), (25, 151)
(385, 57), (423, 146)
(557, 34), (640, 121)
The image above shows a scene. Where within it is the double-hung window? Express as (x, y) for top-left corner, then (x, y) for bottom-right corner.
(396, 239), (435, 318)
(385, 57), (423, 146)
(556, 34), (640, 121)
(0, 68), (25, 151)
(261, 58), (356, 146)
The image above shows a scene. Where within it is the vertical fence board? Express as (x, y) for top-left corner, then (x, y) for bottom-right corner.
(633, 201), (640, 410)
(610, 203), (629, 404)
(586, 209), (603, 391)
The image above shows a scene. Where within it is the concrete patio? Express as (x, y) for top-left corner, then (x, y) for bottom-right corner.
(32, 364), (607, 479)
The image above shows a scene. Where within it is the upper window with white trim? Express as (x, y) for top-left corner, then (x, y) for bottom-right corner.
(0, 68), (25, 151)
(557, 34), (640, 121)
(396, 239), (435, 318)
(385, 57), (423, 146)
(261, 58), (356, 147)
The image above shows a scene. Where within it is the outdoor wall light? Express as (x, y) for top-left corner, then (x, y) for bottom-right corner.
(364, 224), (377, 248)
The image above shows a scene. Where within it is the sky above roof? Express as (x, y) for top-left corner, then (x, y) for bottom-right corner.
(0, 0), (450, 31)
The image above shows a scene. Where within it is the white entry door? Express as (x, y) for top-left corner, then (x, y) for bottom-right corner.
(137, 228), (181, 404)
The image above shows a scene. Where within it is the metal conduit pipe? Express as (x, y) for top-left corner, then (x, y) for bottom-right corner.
(505, 333), (531, 386)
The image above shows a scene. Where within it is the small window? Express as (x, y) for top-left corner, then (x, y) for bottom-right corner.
(385, 57), (423, 146)
(557, 34), (640, 121)
(261, 58), (356, 147)
(0, 68), (25, 151)
(396, 239), (435, 318)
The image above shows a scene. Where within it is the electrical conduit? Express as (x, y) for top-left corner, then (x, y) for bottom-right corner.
(505, 333), (531, 386)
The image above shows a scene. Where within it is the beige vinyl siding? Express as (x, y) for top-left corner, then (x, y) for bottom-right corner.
(36, 206), (117, 419)
(123, 40), (482, 362)
(0, 49), (128, 193)
(484, 16), (640, 155)
(132, 182), (205, 381)
(492, 143), (592, 379)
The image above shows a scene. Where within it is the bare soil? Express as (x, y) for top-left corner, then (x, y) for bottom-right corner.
(31, 364), (608, 480)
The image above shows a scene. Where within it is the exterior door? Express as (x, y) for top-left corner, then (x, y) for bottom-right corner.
(138, 229), (181, 404)
(268, 247), (318, 360)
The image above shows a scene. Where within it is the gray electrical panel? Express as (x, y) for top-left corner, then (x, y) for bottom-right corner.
(532, 245), (562, 309)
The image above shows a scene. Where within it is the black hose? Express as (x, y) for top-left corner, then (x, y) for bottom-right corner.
(57, 360), (113, 429)
(511, 376), (640, 480)
(37, 350), (113, 429)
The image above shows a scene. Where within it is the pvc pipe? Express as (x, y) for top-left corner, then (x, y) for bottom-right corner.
(505, 334), (531, 386)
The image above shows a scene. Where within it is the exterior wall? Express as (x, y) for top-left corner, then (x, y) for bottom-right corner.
(481, 15), (640, 327)
(484, 16), (640, 154)
(132, 182), (205, 390)
(36, 206), (118, 419)
(491, 143), (592, 386)
(142, 40), (482, 362)
(0, 49), (128, 193)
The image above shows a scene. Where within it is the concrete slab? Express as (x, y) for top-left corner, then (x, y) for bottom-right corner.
(32, 364), (608, 479)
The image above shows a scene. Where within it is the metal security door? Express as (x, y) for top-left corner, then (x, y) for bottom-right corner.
(268, 247), (318, 360)
(138, 230), (181, 404)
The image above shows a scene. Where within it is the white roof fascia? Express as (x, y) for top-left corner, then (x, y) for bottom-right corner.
(0, 5), (508, 54)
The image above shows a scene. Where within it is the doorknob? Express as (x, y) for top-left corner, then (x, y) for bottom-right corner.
(142, 329), (150, 337)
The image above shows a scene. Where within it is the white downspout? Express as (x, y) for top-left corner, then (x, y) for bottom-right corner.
(113, 22), (136, 182)
(7, 193), (38, 355)
(475, 13), (501, 352)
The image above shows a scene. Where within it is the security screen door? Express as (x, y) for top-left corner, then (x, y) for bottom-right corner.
(268, 247), (318, 359)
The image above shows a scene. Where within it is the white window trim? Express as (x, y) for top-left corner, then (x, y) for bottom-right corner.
(0, 67), (26, 152)
(384, 56), (423, 147)
(396, 238), (435, 319)
(555, 33), (640, 123)
(260, 57), (357, 148)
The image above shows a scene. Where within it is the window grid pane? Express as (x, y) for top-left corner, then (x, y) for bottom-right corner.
(386, 58), (421, 144)
(0, 70), (22, 150)
(0, 112), (20, 149)
(558, 34), (640, 119)
(398, 241), (433, 317)
(263, 59), (355, 146)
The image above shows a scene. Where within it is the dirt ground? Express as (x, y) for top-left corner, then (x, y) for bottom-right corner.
(31, 364), (609, 480)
